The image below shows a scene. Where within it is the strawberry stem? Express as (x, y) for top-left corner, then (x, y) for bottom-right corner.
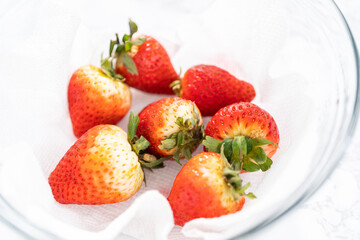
(170, 80), (181, 96)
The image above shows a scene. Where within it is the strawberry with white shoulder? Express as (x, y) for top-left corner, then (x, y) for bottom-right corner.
(48, 113), (165, 204)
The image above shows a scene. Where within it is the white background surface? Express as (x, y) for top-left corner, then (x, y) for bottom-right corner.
(0, 0), (359, 239)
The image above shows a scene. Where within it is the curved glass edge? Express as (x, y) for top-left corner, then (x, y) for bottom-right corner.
(0, 195), (59, 240)
(233, 0), (360, 239)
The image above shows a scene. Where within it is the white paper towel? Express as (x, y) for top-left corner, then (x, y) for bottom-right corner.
(0, 0), (339, 239)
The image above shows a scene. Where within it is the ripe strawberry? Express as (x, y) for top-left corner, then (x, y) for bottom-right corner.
(137, 97), (204, 163)
(203, 102), (279, 172)
(68, 65), (131, 138)
(168, 151), (255, 226)
(102, 20), (178, 94)
(49, 114), (165, 204)
(171, 64), (256, 116)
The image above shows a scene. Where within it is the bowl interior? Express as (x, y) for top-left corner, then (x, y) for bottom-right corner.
(0, 0), (358, 239)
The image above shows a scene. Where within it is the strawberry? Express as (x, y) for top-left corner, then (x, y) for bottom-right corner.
(48, 114), (165, 204)
(68, 65), (131, 138)
(168, 151), (255, 226)
(136, 97), (204, 163)
(171, 64), (256, 116)
(102, 20), (178, 94)
(203, 102), (280, 172)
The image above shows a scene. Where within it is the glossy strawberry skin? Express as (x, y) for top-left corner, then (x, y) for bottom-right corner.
(68, 65), (131, 138)
(137, 97), (202, 157)
(205, 102), (279, 158)
(168, 152), (245, 226)
(180, 65), (256, 116)
(48, 125), (143, 204)
(116, 36), (179, 94)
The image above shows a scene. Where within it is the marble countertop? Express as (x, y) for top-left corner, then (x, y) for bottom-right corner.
(1, 0), (359, 239)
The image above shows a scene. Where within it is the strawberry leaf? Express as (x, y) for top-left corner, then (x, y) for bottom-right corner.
(133, 136), (150, 155)
(260, 157), (273, 172)
(244, 192), (257, 199)
(238, 136), (247, 156)
(231, 136), (242, 170)
(129, 19), (138, 38)
(122, 34), (130, 43)
(222, 139), (233, 161)
(252, 138), (279, 148)
(248, 147), (267, 165)
(132, 37), (146, 45)
(220, 144), (230, 167)
(159, 138), (176, 150)
(114, 74), (124, 79)
(238, 182), (249, 193)
(139, 156), (171, 169)
(245, 137), (253, 154)
(242, 157), (261, 172)
(238, 182), (256, 199)
(120, 52), (138, 75)
(177, 131), (184, 146)
(100, 55), (124, 80)
(128, 112), (139, 142)
(115, 45), (124, 53)
(173, 151), (181, 165)
(109, 40), (116, 56)
(202, 136), (222, 153)
(125, 41), (133, 51)
(184, 147), (192, 160)
(176, 117), (184, 128)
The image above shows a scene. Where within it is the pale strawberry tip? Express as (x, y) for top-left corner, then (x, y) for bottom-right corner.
(203, 135), (279, 172)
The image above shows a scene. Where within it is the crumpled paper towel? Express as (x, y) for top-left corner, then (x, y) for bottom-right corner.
(0, 0), (328, 239)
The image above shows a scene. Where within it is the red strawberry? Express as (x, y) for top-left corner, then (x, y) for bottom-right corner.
(137, 97), (204, 162)
(102, 20), (178, 94)
(68, 65), (131, 138)
(116, 35), (179, 94)
(171, 64), (256, 116)
(49, 114), (165, 204)
(168, 152), (254, 226)
(203, 102), (279, 172)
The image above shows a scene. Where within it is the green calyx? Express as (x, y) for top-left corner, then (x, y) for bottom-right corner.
(101, 19), (146, 80)
(203, 135), (279, 172)
(221, 145), (256, 200)
(159, 104), (204, 164)
(169, 68), (182, 96)
(127, 112), (169, 170)
(169, 80), (181, 96)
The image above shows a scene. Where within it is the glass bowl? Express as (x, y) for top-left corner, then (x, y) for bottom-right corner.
(0, 0), (358, 239)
